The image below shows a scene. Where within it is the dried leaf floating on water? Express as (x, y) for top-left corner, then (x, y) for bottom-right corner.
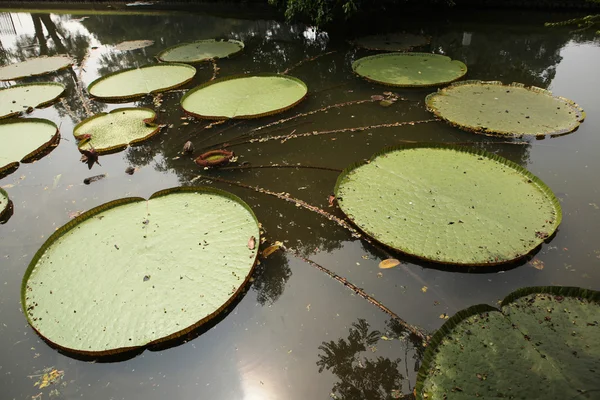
(416, 286), (600, 400)
(426, 80), (585, 137)
(379, 258), (400, 269)
(0, 55), (74, 81)
(334, 144), (561, 266)
(87, 63), (196, 100)
(262, 244), (282, 258)
(352, 53), (467, 88)
(157, 39), (244, 63)
(21, 186), (260, 356)
(0, 118), (59, 179)
(74, 108), (160, 154)
(181, 74), (308, 119)
(0, 83), (65, 119)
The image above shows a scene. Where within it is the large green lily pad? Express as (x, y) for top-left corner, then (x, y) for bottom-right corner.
(334, 144), (561, 266)
(0, 55), (74, 81)
(181, 74), (308, 119)
(87, 63), (196, 100)
(0, 83), (65, 119)
(22, 186), (260, 356)
(157, 39), (244, 63)
(0, 187), (9, 221)
(352, 53), (467, 87)
(0, 118), (59, 178)
(417, 286), (600, 399)
(354, 32), (430, 51)
(74, 108), (160, 154)
(426, 80), (586, 137)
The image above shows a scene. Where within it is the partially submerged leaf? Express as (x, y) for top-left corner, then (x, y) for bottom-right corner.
(0, 187), (9, 222)
(74, 108), (160, 154)
(379, 258), (400, 269)
(113, 39), (154, 51)
(87, 63), (196, 100)
(262, 244), (281, 258)
(334, 144), (561, 266)
(194, 150), (234, 167)
(157, 39), (244, 63)
(529, 258), (545, 270)
(416, 286), (600, 400)
(22, 187), (260, 356)
(0, 55), (74, 81)
(352, 53), (467, 88)
(181, 74), (308, 119)
(426, 80), (585, 137)
(354, 32), (430, 51)
(0, 83), (65, 119)
(0, 118), (59, 179)
(79, 147), (101, 169)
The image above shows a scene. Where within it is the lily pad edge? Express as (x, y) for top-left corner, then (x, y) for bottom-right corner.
(0, 82), (66, 120)
(156, 38), (245, 63)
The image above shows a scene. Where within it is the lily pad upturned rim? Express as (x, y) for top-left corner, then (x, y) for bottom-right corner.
(156, 38), (245, 63)
(21, 185), (261, 357)
(86, 62), (197, 101)
(195, 149), (234, 167)
(351, 52), (467, 88)
(334, 143), (562, 266)
(352, 32), (431, 51)
(181, 72), (308, 120)
(415, 285), (600, 399)
(0, 55), (75, 81)
(73, 107), (159, 155)
(0, 82), (66, 119)
(425, 80), (586, 137)
(0, 187), (9, 222)
(0, 118), (60, 179)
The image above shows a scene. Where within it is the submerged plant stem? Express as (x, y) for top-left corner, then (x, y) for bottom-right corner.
(282, 50), (337, 75)
(289, 248), (428, 344)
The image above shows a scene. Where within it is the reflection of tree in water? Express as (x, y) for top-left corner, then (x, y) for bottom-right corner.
(251, 249), (292, 305)
(317, 318), (418, 400)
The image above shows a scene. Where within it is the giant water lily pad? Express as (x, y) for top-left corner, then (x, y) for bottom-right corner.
(22, 186), (260, 356)
(417, 286), (600, 399)
(0, 56), (74, 81)
(0, 187), (9, 221)
(354, 32), (430, 51)
(0, 118), (59, 178)
(426, 80), (585, 137)
(157, 39), (244, 63)
(87, 63), (196, 100)
(352, 53), (467, 87)
(74, 108), (159, 154)
(334, 144), (561, 266)
(181, 74), (307, 119)
(0, 83), (65, 119)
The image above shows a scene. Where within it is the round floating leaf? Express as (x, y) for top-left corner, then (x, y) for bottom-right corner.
(0, 118), (59, 178)
(74, 107), (159, 154)
(181, 74), (308, 119)
(426, 80), (585, 137)
(354, 32), (430, 51)
(87, 63), (196, 100)
(0, 82), (65, 119)
(157, 39), (244, 63)
(352, 53), (467, 88)
(334, 144), (561, 266)
(0, 55), (74, 81)
(114, 39), (154, 51)
(0, 187), (9, 221)
(22, 186), (260, 356)
(417, 286), (600, 400)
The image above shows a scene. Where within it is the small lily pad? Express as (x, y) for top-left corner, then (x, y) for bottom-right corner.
(0, 83), (65, 119)
(426, 80), (586, 137)
(334, 144), (561, 266)
(181, 74), (308, 119)
(74, 108), (160, 154)
(0, 118), (59, 179)
(417, 286), (600, 399)
(22, 186), (260, 356)
(87, 63), (196, 100)
(352, 53), (467, 87)
(354, 32), (430, 51)
(195, 150), (234, 167)
(114, 40), (155, 51)
(0, 55), (74, 81)
(157, 39), (244, 63)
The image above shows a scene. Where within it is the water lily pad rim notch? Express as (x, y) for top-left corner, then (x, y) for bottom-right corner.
(334, 143), (562, 266)
(21, 186), (261, 357)
(415, 285), (600, 400)
(180, 72), (308, 120)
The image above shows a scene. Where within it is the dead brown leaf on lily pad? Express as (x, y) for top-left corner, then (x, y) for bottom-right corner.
(248, 236), (256, 250)
(379, 258), (400, 269)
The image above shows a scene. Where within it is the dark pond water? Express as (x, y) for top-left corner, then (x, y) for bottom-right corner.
(0, 4), (599, 399)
